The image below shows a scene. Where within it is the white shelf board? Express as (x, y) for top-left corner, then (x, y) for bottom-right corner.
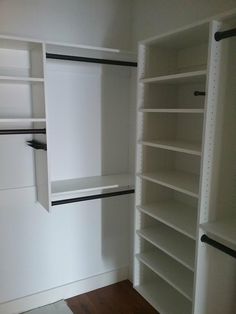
(136, 250), (193, 300)
(0, 118), (46, 123)
(140, 70), (206, 84)
(139, 171), (199, 198)
(139, 108), (204, 114)
(0, 76), (44, 83)
(137, 225), (195, 271)
(201, 217), (236, 251)
(139, 140), (202, 156)
(51, 174), (133, 201)
(137, 200), (197, 240)
(135, 280), (192, 314)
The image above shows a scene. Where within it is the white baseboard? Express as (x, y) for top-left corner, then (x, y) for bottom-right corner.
(0, 266), (129, 314)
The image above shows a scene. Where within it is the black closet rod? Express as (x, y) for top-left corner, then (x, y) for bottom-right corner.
(46, 53), (138, 67)
(0, 128), (46, 135)
(201, 235), (236, 259)
(215, 28), (236, 41)
(52, 188), (135, 206)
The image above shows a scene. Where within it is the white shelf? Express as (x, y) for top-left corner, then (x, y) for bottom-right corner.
(51, 174), (133, 201)
(136, 250), (193, 300)
(137, 200), (197, 240)
(135, 279), (192, 314)
(201, 217), (236, 251)
(137, 225), (195, 271)
(139, 139), (202, 156)
(139, 108), (204, 113)
(0, 118), (46, 123)
(0, 76), (44, 83)
(140, 70), (206, 84)
(139, 171), (199, 198)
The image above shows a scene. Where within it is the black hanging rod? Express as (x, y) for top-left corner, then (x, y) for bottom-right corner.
(201, 234), (236, 259)
(194, 91), (206, 96)
(215, 28), (236, 41)
(0, 128), (46, 135)
(52, 188), (135, 206)
(46, 53), (137, 67)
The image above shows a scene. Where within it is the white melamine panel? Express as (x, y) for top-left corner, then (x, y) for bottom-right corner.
(46, 43), (136, 63)
(46, 60), (131, 181)
(0, 76), (43, 82)
(141, 70), (206, 84)
(52, 174), (133, 200)
(201, 218), (236, 251)
(136, 249), (194, 300)
(0, 119), (46, 123)
(140, 139), (201, 156)
(140, 171), (199, 198)
(137, 222), (195, 271)
(135, 266), (192, 314)
(137, 200), (197, 239)
(139, 108), (204, 113)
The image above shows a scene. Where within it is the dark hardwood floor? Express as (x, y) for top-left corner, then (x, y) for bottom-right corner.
(66, 280), (158, 314)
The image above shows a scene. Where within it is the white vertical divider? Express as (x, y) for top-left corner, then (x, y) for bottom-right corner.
(133, 44), (147, 286)
(33, 42), (51, 212)
(193, 20), (222, 314)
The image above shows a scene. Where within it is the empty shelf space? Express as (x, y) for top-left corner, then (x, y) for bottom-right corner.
(137, 200), (197, 239)
(140, 70), (206, 84)
(51, 174), (134, 200)
(137, 225), (195, 271)
(139, 171), (199, 198)
(135, 279), (192, 314)
(139, 108), (204, 113)
(201, 217), (236, 251)
(139, 139), (201, 156)
(0, 76), (44, 83)
(136, 250), (193, 300)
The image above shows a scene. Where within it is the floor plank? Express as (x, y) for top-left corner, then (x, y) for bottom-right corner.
(66, 280), (158, 314)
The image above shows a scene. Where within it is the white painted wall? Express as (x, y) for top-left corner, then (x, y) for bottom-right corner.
(132, 0), (236, 49)
(0, 0), (132, 50)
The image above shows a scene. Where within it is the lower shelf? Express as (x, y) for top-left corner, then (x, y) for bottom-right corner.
(200, 217), (236, 251)
(137, 224), (195, 271)
(137, 200), (197, 240)
(51, 174), (134, 202)
(136, 250), (193, 301)
(135, 277), (192, 314)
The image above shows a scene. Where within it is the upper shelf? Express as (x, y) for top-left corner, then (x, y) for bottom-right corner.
(201, 217), (236, 251)
(140, 70), (207, 85)
(46, 41), (137, 65)
(51, 174), (134, 201)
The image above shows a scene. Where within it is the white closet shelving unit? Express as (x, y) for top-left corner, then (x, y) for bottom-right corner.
(0, 36), (137, 212)
(134, 12), (236, 314)
(0, 35), (50, 210)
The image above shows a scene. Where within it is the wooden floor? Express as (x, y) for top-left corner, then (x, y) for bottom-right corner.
(66, 280), (158, 314)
